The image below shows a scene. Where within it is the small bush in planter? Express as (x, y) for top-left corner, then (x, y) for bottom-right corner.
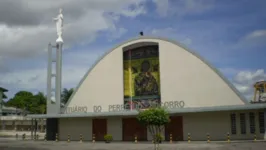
(155, 134), (163, 143)
(104, 134), (113, 143)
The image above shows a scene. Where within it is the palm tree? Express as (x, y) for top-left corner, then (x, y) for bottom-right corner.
(61, 88), (74, 104)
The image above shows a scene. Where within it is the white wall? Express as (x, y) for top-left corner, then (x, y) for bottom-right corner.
(57, 109), (265, 141)
(66, 38), (245, 113)
(66, 45), (124, 112)
(58, 118), (92, 141)
(183, 110), (265, 141)
(58, 117), (123, 141)
(107, 117), (122, 141)
(158, 40), (245, 107)
(183, 112), (230, 141)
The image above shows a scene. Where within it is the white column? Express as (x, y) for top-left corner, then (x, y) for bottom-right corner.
(264, 109), (266, 140)
(55, 42), (63, 114)
(0, 91), (3, 115)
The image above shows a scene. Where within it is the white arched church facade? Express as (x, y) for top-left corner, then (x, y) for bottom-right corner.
(29, 37), (266, 141)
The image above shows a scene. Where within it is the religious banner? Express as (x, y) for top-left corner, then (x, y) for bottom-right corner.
(123, 45), (161, 109)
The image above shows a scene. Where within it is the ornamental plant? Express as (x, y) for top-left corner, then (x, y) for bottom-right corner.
(137, 107), (170, 150)
(155, 133), (163, 143)
(104, 134), (113, 143)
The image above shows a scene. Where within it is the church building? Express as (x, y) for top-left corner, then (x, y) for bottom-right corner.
(29, 37), (266, 141)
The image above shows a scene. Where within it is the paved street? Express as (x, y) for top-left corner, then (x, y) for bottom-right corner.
(0, 138), (266, 150)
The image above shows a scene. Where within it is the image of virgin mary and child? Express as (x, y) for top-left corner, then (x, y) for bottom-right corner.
(134, 60), (159, 96)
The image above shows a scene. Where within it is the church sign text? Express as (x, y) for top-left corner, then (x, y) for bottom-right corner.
(93, 100), (185, 113)
(64, 100), (185, 114)
(65, 106), (88, 113)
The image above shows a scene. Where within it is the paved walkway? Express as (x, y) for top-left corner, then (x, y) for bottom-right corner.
(0, 139), (266, 150)
(0, 131), (45, 140)
(0, 131), (45, 135)
(1, 132), (266, 150)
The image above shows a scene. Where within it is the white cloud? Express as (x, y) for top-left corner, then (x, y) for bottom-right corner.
(151, 27), (176, 36)
(244, 30), (266, 40)
(230, 69), (266, 101)
(234, 30), (266, 49)
(233, 69), (266, 85)
(152, 0), (169, 17)
(152, 0), (214, 17)
(151, 27), (192, 45)
(219, 68), (242, 77)
(107, 28), (128, 42)
(0, 0), (147, 96)
(181, 38), (192, 45)
(0, 49), (105, 92)
(0, 0), (146, 59)
(0, 65), (87, 91)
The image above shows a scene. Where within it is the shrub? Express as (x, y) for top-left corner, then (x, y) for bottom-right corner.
(104, 134), (113, 142)
(155, 133), (163, 143)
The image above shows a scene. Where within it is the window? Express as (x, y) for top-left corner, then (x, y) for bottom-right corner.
(259, 112), (265, 133)
(240, 113), (246, 134)
(230, 113), (237, 134)
(249, 112), (256, 134)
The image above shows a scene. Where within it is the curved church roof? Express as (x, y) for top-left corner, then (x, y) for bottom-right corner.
(65, 36), (248, 107)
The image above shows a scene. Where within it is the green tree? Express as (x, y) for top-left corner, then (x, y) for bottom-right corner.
(6, 91), (34, 111)
(137, 107), (170, 150)
(35, 92), (47, 132)
(33, 92), (47, 114)
(6, 91), (47, 114)
(61, 88), (74, 104)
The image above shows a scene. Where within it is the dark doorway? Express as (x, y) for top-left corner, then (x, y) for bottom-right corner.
(122, 118), (147, 141)
(165, 116), (183, 141)
(92, 118), (107, 141)
(46, 118), (58, 141)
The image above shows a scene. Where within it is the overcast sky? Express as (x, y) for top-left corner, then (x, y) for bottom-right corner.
(0, 0), (266, 101)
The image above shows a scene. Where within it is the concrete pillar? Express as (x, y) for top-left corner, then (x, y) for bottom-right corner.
(55, 42), (63, 113)
(40, 119), (44, 132)
(1, 120), (5, 130)
(31, 119), (33, 140)
(3, 120), (5, 130)
(37, 120), (39, 132)
(46, 43), (52, 114)
(14, 121), (17, 131)
(34, 119), (37, 138)
(0, 91), (2, 116)
(264, 109), (266, 140)
(47, 42), (63, 114)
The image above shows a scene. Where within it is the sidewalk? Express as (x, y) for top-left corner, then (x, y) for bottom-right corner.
(1, 139), (266, 150)
(1, 131), (265, 144)
(0, 130), (45, 138)
(9, 139), (266, 144)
